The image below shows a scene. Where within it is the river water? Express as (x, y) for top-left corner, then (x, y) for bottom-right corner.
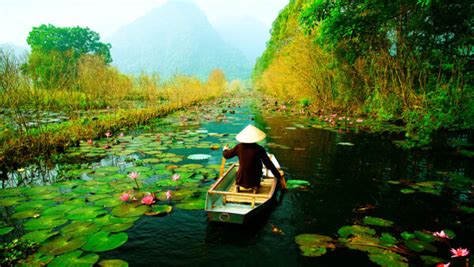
(97, 100), (473, 266)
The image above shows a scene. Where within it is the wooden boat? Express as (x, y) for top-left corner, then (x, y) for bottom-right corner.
(205, 154), (283, 224)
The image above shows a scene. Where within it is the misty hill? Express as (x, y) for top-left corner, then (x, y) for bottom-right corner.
(108, 1), (251, 80)
(214, 16), (269, 65)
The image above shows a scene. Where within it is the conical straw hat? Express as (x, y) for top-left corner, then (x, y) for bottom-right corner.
(236, 124), (266, 143)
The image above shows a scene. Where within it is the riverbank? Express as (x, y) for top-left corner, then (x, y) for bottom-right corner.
(256, 95), (474, 153)
(0, 95), (221, 178)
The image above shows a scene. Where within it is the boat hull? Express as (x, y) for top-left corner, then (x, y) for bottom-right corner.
(205, 155), (281, 224)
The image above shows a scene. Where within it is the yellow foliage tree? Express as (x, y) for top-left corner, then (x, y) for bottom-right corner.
(77, 55), (132, 107)
(257, 29), (339, 108)
(207, 69), (227, 95)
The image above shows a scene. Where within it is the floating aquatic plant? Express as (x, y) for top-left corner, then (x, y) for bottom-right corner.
(187, 154), (212, 160)
(48, 250), (99, 267)
(294, 216), (472, 266)
(97, 259), (129, 267)
(82, 231), (128, 252)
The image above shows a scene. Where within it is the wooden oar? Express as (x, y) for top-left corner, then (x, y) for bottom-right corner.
(219, 144), (228, 177)
(279, 170), (287, 190)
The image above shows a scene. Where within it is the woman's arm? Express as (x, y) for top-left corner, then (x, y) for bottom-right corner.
(261, 150), (281, 179)
(223, 144), (238, 159)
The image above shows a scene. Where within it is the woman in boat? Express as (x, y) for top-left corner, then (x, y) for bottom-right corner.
(223, 124), (282, 192)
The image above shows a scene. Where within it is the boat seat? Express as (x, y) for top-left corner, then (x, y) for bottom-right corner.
(224, 179), (274, 205)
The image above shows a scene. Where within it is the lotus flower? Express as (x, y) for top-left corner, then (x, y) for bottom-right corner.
(450, 247), (469, 258)
(119, 193), (130, 202)
(105, 131), (112, 138)
(141, 195), (155, 205)
(433, 230), (451, 239)
(166, 190), (172, 200)
(87, 139), (93, 145)
(129, 172), (140, 189)
(172, 174), (180, 181)
(436, 263), (450, 267)
(129, 172), (139, 180)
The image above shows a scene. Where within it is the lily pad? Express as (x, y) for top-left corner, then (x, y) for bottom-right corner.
(0, 226), (14, 235)
(21, 230), (59, 243)
(363, 216), (394, 227)
(0, 187), (22, 197)
(111, 204), (151, 217)
(42, 204), (77, 216)
(295, 234), (334, 257)
(145, 205), (173, 216)
(15, 200), (55, 212)
(40, 235), (86, 255)
(94, 197), (122, 208)
(414, 230), (435, 243)
(403, 239), (437, 253)
(459, 205), (474, 214)
(187, 154), (212, 160)
(48, 250), (99, 267)
(101, 222), (134, 232)
(420, 255), (446, 265)
(0, 197), (22, 206)
(175, 199), (205, 210)
(98, 259), (129, 267)
(338, 225), (376, 238)
(400, 188), (416, 194)
(380, 233), (397, 246)
(94, 215), (139, 226)
(95, 166), (120, 173)
(60, 221), (101, 237)
(300, 246), (327, 257)
(67, 206), (107, 221)
(18, 252), (54, 266)
(400, 232), (415, 240)
(82, 231), (128, 252)
(11, 209), (42, 219)
(286, 180), (311, 190)
(24, 216), (68, 231)
(368, 250), (408, 267)
(142, 158), (161, 164)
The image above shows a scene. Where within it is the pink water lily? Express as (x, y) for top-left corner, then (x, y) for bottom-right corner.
(172, 174), (180, 181)
(166, 190), (172, 200)
(105, 131), (112, 138)
(87, 139), (93, 145)
(356, 118), (364, 123)
(119, 193), (130, 202)
(129, 172), (140, 189)
(129, 172), (139, 180)
(436, 263), (450, 267)
(450, 247), (469, 258)
(141, 195), (155, 205)
(433, 230), (451, 239)
(119, 132), (124, 137)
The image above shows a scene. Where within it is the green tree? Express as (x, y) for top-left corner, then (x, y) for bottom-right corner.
(26, 24), (111, 89)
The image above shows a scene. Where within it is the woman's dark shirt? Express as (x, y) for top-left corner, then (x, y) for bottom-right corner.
(223, 143), (281, 188)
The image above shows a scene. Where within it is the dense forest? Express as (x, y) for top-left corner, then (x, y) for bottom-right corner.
(254, 0), (473, 147)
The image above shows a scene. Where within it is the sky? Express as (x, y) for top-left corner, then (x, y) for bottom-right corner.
(0, 0), (288, 46)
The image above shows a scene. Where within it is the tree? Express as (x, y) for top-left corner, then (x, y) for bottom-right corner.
(26, 24), (111, 89)
(207, 69), (227, 94)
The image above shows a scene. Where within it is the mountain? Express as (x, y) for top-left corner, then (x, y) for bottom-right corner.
(214, 16), (270, 65)
(108, 1), (251, 80)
